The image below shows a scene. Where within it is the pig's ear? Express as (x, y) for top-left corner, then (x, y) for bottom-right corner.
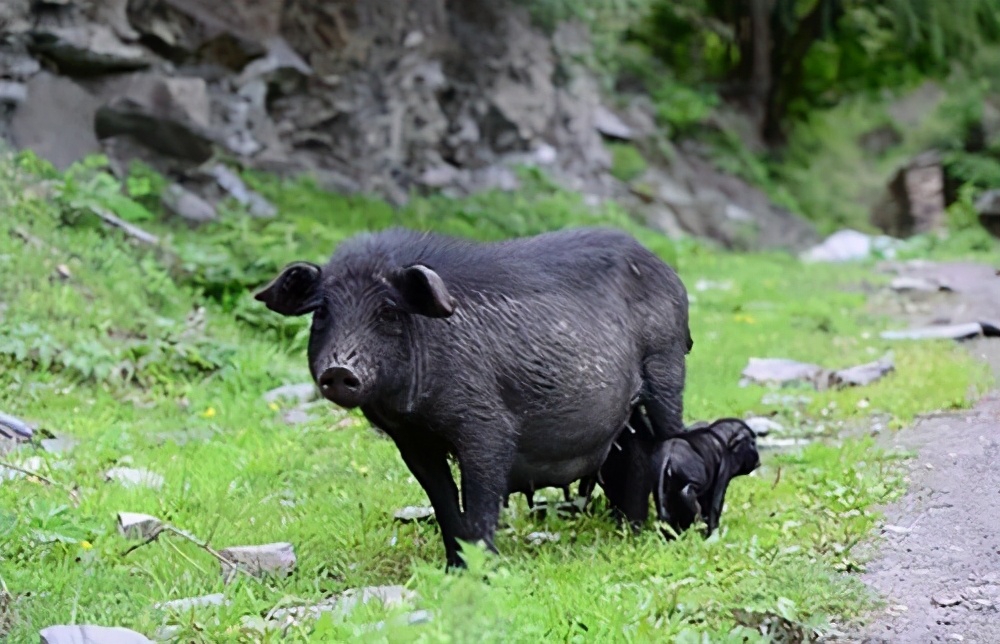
(390, 264), (456, 318)
(254, 262), (322, 316)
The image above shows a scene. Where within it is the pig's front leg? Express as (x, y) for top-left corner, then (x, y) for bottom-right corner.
(454, 421), (517, 560)
(393, 433), (465, 569)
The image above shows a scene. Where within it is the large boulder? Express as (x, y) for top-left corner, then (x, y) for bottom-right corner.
(871, 150), (946, 238)
(10, 72), (102, 170)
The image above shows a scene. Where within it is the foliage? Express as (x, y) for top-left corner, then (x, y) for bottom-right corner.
(609, 142), (649, 181)
(632, 0), (1000, 142)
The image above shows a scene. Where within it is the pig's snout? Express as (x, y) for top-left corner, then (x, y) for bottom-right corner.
(319, 365), (364, 408)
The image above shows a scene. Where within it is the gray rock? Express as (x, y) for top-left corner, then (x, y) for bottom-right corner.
(881, 321), (1000, 341)
(117, 512), (163, 540)
(263, 383), (318, 405)
(39, 625), (153, 644)
(833, 354), (895, 387)
(757, 437), (812, 451)
(974, 189), (1000, 238)
(92, 73), (211, 130)
(41, 437), (79, 455)
(94, 0), (140, 42)
(105, 467), (165, 490)
(744, 417), (784, 437)
(11, 72), (102, 171)
(871, 150), (946, 238)
(235, 37), (313, 93)
(801, 229), (902, 263)
(276, 407), (310, 425)
(126, 0), (273, 68)
(206, 165), (276, 217)
(0, 51), (41, 79)
(161, 184), (217, 223)
(526, 531), (561, 545)
(594, 105), (633, 141)
(0, 81), (27, 105)
(154, 593), (228, 612)
(29, 24), (151, 75)
(1, 455), (45, 481)
(393, 506), (436, 523)
(741, 358), (827, 388)
(95, 96), (215, 163)
(266, 585), (416, 624)
(890, 276), (951, 292)
(219, 542), (296, 583)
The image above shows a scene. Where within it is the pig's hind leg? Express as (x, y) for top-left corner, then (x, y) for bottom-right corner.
(641, 344), (687, 440)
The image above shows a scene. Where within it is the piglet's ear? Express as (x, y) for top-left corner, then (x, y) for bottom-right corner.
(254, 261), (322, 316)
(389, 264), (456, 318)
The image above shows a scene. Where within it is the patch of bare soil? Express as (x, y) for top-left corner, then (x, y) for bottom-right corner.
(832, 261), (1000, 644)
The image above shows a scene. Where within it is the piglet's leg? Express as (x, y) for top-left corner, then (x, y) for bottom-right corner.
(394, 434), (464, 569)
(678, 483), (704, 534)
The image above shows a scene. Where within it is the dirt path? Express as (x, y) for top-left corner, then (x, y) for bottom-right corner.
(836, 261), (1000, 643)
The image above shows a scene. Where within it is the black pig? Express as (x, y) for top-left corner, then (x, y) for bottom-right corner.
(652, 418), (760, 538)
(255, 227), (691, 567)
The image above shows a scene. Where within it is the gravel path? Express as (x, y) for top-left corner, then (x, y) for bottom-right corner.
(838, 261), (1000, 643)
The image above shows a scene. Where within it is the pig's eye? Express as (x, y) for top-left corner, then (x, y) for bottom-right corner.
(377, 306), (401, 324)
(312, 307), (330, 324)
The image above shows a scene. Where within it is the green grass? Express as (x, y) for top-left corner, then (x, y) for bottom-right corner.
(0, 151), (991, 642)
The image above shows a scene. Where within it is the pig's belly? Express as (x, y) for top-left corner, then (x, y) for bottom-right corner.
(508, 449), (612, 493)
(507, 403), (632, 493)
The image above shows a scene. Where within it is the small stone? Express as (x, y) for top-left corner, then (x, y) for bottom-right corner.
(161, 184), (217, 224)
(883, 524), (911, 534)
(594, 105), (633, 141)
(117, 512), (163, 540)
(263, 383), (318, 405)
(741, 358), (827, 388)
(219, 542), (296, 583)
(105, 467), (164, 490)
(266, 585), (417, 627)
(881, 322), (998, 341)
(153, 625), (181, 642)
(281, 408), (314, 425)
(0, 80), (27, 105)
(525, 531), (560, 545)
(947, 634), (964, 641)
(832, 354), (895, 388)
(40, 625), (153, 644)
(890, 276), (951, 292)
(744, 417), (784, 437)
(931, 594), (963, 607)
(394, 506), (436, 523)
(41, 436), (79, 455)
(154, 593), (228, 612)
(403, 31), (425, 48)
(756, 437), (812, 450)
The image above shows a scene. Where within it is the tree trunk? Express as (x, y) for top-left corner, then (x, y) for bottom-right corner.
(762, 0), (843, 145)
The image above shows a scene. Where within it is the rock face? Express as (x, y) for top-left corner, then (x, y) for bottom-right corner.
(0, 0), (820, 251)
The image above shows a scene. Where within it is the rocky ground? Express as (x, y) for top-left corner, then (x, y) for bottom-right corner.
(835, 261), (1000, 644)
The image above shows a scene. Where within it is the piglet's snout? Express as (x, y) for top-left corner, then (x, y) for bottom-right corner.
(319, 365), (364, 408)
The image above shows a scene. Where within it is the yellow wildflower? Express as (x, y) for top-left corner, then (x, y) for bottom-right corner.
(268, 402), (280, 412)
(202, 407), (217, 419)
(734, 313), (757, 324)
(81, 540), (93, 550)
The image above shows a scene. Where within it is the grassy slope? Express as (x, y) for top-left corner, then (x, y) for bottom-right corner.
(0, 152), (992, 642)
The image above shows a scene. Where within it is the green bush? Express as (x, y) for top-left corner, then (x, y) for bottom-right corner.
(608, 142), (649, 181)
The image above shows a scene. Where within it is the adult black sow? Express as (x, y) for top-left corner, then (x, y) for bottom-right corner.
(255, 227), (692, 568)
